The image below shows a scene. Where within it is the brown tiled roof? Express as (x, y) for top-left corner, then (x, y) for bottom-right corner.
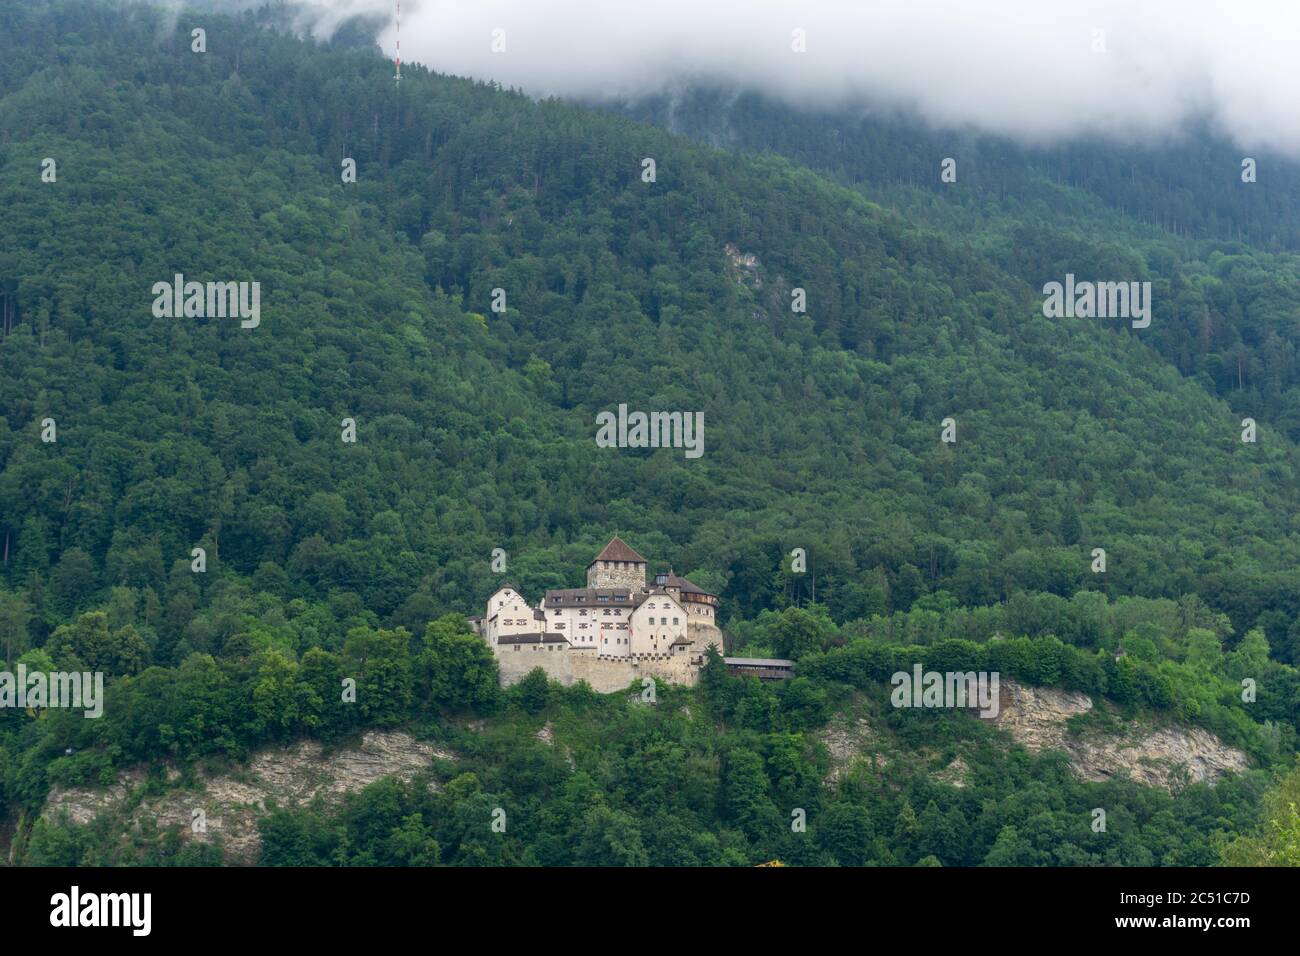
(544, 587), (647, 608)
(497, 632), (569, 645)
(660, 571), (717, 598)
(591, 536), (646, 564)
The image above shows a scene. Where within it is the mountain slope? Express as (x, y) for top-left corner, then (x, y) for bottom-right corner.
(617, 88), (1300, 445)
(4, 3), (1300, 640)
(0, 0), (1295, 868)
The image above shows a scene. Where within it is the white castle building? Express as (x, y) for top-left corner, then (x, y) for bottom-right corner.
(471, 538), (725, 689)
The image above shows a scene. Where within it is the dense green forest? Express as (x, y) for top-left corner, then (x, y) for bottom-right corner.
(620, 88), (1300, 440)
(1, 1), (1297, 866)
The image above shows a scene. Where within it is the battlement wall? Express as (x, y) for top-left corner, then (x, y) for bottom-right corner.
(494, 646), (701, 693)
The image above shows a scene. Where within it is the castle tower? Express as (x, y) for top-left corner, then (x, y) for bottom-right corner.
(586, 537), (647, 590)
(656, 569), (723, 655)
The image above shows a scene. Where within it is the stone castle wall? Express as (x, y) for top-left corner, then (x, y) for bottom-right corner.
(494, 646), (701, 693)
(586, 564), (647, 590)
(687, 621), (724, 653)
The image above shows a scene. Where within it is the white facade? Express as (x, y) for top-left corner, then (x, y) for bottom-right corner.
(686, 600), (718, 633)
(629, 592), (686, 656)
(472, 539), (721, 668)
(482, 586), (535, 646)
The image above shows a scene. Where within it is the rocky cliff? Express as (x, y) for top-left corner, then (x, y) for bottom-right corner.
(992, 678), (1249, 791)
(40, 730), (453, 864)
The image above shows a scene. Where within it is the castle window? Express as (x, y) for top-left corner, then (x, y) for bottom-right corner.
(673, 618), (679, 625)
(579, 609), (587, 616)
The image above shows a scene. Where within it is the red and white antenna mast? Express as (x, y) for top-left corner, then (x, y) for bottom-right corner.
(393, 0), (402, 83)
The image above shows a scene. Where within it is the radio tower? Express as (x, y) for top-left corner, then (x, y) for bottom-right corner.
(393, 0), (402, 84)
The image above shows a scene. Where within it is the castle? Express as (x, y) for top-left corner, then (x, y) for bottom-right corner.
(471, 538), (725, 692)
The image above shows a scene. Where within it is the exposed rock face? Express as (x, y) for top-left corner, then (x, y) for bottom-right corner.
(934, 755), (970, 788)
(724, 243), (760, 270)
(818, 679), (1249, 795)
(819, 716), (887, 784)
(42, 730), (453, 864)
(992, 678), (1248, 791)
(723, 243), (763, 289)
(1066, 726), (1250, 789)
(993, 677), (1094, 749)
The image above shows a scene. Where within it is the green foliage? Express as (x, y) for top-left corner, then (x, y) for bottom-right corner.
(0, 1), (1295, 867)
(46, 610), (149, 675)
(420, 614), (498, 712)
(1218, 759), (1300, 866)
(512, 668), (551, 716)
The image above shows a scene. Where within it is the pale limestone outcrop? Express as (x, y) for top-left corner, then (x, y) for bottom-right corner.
(818, 677), (1249, 795)
(42, 730), (452, 864)
(992, 677), (1248, 791)
(934, 755), (970, 788)
(819, 716), (887, 785)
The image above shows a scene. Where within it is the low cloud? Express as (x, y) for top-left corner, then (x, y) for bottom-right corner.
(193, 1), (1300, 155)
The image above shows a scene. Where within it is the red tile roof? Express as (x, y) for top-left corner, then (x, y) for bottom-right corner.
(591, 536), (646, 564)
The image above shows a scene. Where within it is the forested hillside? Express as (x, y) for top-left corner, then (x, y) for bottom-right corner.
(621, 88), (1300, 442)
(0, 1), (1297, 867)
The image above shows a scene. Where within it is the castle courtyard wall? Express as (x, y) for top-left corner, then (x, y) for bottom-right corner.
(494, 646), (700, 692)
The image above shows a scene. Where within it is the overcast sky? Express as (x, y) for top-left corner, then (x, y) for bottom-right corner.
(201, 1), (1300, 155)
